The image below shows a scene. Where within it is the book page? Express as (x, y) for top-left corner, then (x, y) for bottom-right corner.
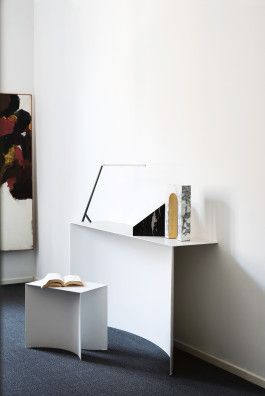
(40, 273), (63, 288)
(63, 274), (83, 286)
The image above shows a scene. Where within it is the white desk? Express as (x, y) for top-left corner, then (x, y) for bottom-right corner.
(70, 221), (216, 374)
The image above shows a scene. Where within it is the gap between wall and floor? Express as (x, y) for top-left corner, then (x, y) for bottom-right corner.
(0, 277), (34, 285)
(174, 339), (265, 389)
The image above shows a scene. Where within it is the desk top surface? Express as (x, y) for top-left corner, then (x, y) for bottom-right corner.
(71, 221), (217, 248)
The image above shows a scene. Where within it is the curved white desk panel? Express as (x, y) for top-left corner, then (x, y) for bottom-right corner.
(70, 221), (216, 374)
(70, 223), (173, 358)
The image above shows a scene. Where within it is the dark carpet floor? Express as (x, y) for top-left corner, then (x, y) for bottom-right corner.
(0, 284), (264, 396)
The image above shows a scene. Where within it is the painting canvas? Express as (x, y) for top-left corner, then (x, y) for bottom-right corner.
(0, 93), (33, 250)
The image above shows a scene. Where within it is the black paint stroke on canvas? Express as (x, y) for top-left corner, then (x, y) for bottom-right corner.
(0, 94), (32, 200)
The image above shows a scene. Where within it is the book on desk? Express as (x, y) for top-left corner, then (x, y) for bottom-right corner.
(40, 273), (84, 288)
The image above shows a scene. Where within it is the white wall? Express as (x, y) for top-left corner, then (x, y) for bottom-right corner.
(34, 0), (265, 382)
(0, 0), (35, 283)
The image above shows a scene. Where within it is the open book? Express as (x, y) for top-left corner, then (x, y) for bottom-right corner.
(40, 273), (84, 288)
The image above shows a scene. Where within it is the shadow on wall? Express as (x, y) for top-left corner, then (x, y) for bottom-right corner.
(174, 199), (265, 378)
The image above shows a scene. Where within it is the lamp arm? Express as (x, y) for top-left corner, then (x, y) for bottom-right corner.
(81, 163), (146, 223)
(81, 165), (104, 222)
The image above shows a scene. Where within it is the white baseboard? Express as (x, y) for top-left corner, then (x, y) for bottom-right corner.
(0, 276), (34, 285)
(174, 339), (265, 389)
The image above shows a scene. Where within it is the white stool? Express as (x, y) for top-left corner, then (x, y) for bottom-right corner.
(25, 281), (108, 358)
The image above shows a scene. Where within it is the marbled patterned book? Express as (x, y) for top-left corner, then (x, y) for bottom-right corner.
(177, 185), (191, 241)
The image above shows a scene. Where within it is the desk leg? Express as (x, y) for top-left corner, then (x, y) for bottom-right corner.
(170, 247), (174, 375)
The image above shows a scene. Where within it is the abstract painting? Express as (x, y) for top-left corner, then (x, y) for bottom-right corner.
(0, 94), (33, 250)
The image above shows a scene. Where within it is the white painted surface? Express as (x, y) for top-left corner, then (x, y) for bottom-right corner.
(70, 223), (173, 359)
(25, 281), (107, 356)
(72, 221), (217, 247)
(34, 0), (265, 382)
(0, 0), (33, 91)
(0, 250), (34, 284)
(0, 0), (34, 280)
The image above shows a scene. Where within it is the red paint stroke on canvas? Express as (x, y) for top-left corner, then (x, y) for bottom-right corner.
(14, 146), (24, 166)
(7, 177), (16, 190)
(0, 117), (15, 136)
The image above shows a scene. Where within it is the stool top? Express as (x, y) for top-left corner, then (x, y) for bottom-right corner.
(26, 280), (107, 294)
